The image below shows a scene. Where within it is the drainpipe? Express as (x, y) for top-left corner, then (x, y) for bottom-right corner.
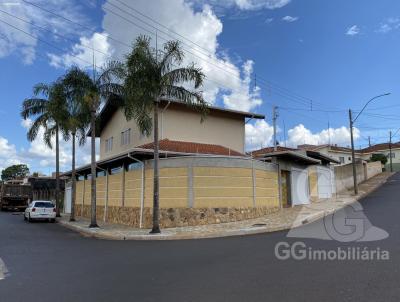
(128, 154), (145, 228)
(160, 101), (171, 140)
(97, 166), (109, 222)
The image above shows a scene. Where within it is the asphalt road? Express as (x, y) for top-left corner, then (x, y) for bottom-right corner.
(1, 173), (400, 302)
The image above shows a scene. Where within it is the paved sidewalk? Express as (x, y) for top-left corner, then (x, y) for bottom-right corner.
(58, 172), (394, 240)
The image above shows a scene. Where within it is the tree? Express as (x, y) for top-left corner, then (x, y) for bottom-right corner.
(21, 81), (68, 216)
(123, 36), (207, 233)
(61, 69), (92, 222)
(62, 63), (124, 228)
(1, 164), (30, 181)
(370, 153), (388, 165)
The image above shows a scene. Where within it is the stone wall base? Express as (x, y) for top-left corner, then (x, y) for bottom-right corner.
(75, 205), (280, 228)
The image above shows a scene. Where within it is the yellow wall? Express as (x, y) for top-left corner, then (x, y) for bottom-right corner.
(75, 162), (280, 211)
(144, 168), (188, 208)
(125, 170), (142, 207)
(308, 166), (319, 201)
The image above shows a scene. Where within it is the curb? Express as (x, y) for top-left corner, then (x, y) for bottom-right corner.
(58, 173), (394, 241)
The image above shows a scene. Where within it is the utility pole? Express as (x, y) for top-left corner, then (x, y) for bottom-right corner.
(389, 131), (393, 172)
(273, 106), (278, 151)
(349, 109), (358, 195)
(368, 136), (371, 147)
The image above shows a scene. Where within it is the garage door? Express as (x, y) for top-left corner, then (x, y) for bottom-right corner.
(317, 166), (334, 199)
(291, 169), (310, 205)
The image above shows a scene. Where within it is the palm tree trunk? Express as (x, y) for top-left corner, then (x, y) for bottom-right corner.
(150, 99), (161, 234)
(89, 108), (98, 228)
(70, 132), (76, 222)
(55, 124), (61, 217)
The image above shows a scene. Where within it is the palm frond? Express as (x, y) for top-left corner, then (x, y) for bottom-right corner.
(160, 40), (184, 75)
(162, 64), (205, 88)
(21, 98), (48, 119)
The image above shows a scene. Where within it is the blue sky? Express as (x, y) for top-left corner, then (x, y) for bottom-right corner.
(0, 0), (399, 174)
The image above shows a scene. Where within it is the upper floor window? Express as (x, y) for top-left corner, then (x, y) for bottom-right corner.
(121, 128), (131, 146)
(387, 153), (396, 158)
(105, 137), (113, 153)
(339, 157), (345, 164)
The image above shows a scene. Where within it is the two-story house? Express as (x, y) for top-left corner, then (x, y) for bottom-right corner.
(95, 98), (263, 160)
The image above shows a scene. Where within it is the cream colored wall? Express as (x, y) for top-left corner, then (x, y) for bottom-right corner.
(99, 107), (245, 160)
(161, 108), (245, 154)
(74, 160), (280, 211)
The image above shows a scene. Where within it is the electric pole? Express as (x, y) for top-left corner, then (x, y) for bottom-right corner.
(389, 131), (393, 172)
(368, 136), (371, 147)
(273, 106), (278, 151)
(349, 109), (358, 195)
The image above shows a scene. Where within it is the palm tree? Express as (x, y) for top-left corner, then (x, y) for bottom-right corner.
(123, 35), (208, 234)
(21, 81), (68, 217)
(62, 63), (124, 228)
(61, 71), (91, 222)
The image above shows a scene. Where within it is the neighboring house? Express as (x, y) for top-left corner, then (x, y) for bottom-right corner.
(297, 144), (364, 165)
(94, 98), (264, 160)
(361, 142), (400, 171)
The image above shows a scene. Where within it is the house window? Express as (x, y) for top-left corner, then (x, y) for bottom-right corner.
(105, 137), (113, 153)
(348, 157), (351, 161)
(339, 157), (345, 164)
(121, 129), (131, 146)
(387, 153), (396, 158)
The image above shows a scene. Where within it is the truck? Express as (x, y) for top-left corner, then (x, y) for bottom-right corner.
(0, 181), (32, 211)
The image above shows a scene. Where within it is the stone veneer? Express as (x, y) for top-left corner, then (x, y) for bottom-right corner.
(75, 205), (280, 228)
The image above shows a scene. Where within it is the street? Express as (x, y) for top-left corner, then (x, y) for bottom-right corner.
(1, 173), (400, 302)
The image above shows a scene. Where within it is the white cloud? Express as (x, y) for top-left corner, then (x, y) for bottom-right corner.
(0, 0), (89, 64)
(245, 119), (274, 150)
(285, 124), (360, 147)
(48, 32), (113, 69)
(282, 15), (298, 22)
(194, 0), (291, 11)
(265, 18), (274, 23)
(346, 25), (360, 36)
(223, 60), (262, 111)
(99, 0), (262, 111)
(0, 136), (22, 172)
(376, 17), (400, 34)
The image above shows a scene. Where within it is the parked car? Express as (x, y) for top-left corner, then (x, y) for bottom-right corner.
(24, 201), (56, 223)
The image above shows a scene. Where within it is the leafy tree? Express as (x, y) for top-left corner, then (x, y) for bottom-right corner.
(370, 153), (388, 165)
(21, 81), (68, 216)
(1, 164), (30, 181)
(62, 63), (124, 228)
(123, 36), (207, 233)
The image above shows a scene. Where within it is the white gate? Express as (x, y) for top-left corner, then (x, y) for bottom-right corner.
(64, 187), (72, 214)
(317, 166), (334, 199)
(291, 168), (310, 205)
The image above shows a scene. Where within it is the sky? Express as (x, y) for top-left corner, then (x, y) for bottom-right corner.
(0, 0), (400, 175)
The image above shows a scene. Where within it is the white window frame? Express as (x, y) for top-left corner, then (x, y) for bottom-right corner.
(105, 137), (113, 153)
(121, 128), (131, 146)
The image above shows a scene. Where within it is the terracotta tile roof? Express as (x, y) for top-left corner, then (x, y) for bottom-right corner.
(361, 142), (400, 154)
(249, 146), (298, 156)
(297, 144), (330, 151)
(137, 139), (244, 156)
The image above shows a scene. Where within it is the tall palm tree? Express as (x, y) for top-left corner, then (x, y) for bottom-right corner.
(61, 71), (91, 222)
(123, 35), (208, 234)
(21, 81), (68, 217)
(63, 63), (124, 228)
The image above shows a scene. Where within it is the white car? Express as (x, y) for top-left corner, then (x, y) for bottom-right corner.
(24, 201), (56, 223)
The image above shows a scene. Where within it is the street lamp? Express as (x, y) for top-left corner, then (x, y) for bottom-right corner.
(349, 93), (391, 195)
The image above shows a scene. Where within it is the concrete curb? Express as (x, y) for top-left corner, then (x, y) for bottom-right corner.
(58, 173), (394, 241)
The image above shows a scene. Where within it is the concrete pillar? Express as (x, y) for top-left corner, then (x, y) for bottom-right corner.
(251, 160), (256, 207)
